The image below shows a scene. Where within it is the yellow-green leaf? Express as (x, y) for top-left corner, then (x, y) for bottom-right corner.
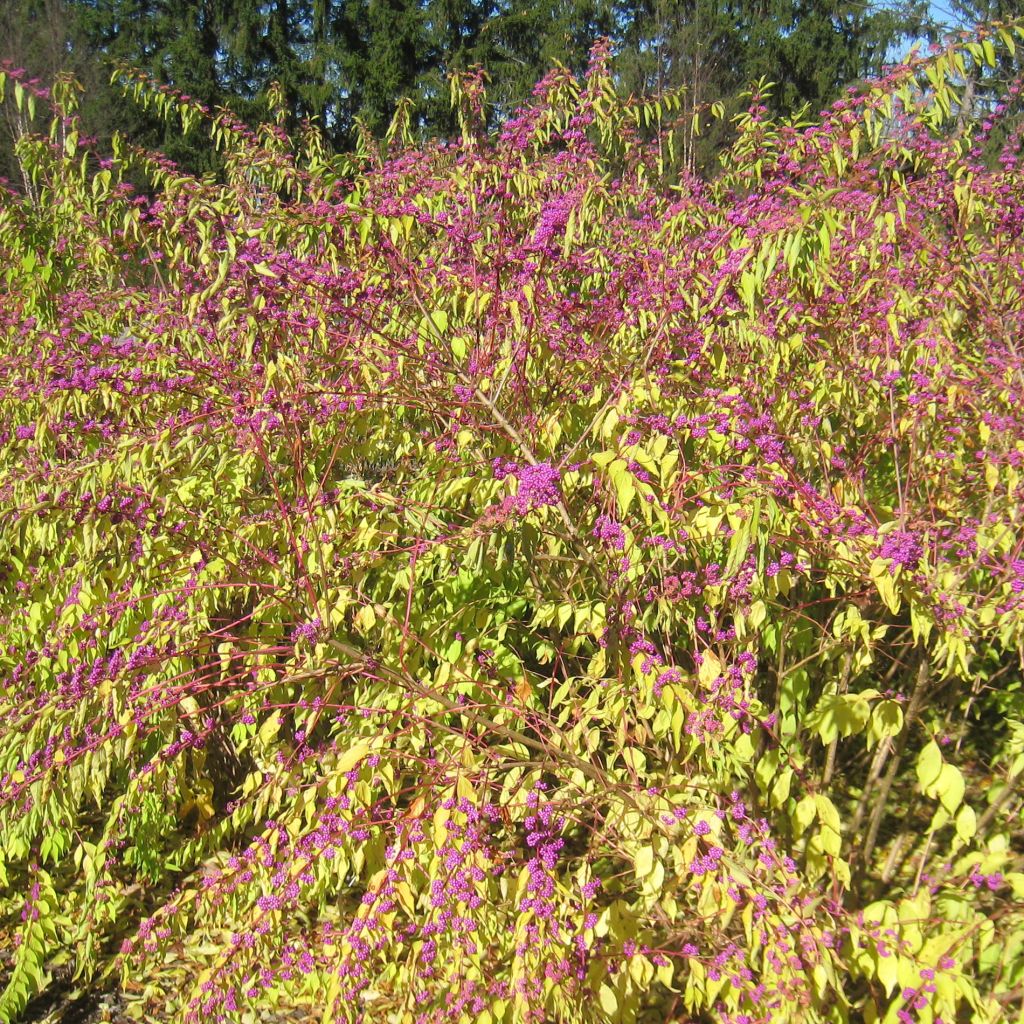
(916, 740), (943, 791)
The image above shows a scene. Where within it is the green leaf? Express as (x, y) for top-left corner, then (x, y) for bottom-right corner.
(814, 795), (842, 857)
(916, 741), (943, 791)
(259, 711), (281, 746)
(876, 949), (899, 996)
(698, 652), (721, 686)
(770, 768), (792, 809)
(337, 742), (371, 774)
(634, 845), (655, 879)
(747, 599), (767, 630)
(955, 805), (976, 842)
(874, 571), (901, 613)
(725, 517), (752, 578)
(868, 700), (903, 745)
(793, 795), (817, 837)
(599, 984), (618, 1016)
(935, 763), (965, 814)
(608, 459), (636, 515)
(806, 693), (870, 744)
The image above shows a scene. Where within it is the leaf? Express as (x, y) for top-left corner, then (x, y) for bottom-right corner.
(337, 742), (371, 774)
(874, 570), (901, 614)
(608, 459), (636, 515)
(562, 207), (576, 258)
(514, 677), (533, 706)
(876, 949), (899, 996)
(634, 845), (655, 879)
(793, 795), (817, 837)
(814, 795), (843, 856)
(598, 984), (618, 1016)
(770, 768), (792, 809)
(916, 741), (943, 791)
(748, 600), (767, 630)
(258, 712), (281, 746)
(725, 518), (751, 578)
(806, 693), (870, 744)
(935, 763), (965, 814)
(629, 953), (654, 987)
(955, 805), (976, 843)
(698, 652), (721, 686)
(642, 858), (665, 897)
(868, 700), (903, 745)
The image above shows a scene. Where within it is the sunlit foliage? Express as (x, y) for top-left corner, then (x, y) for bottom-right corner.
(1, 26), (1024, 1024)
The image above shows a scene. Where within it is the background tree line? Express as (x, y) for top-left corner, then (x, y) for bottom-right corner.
(0, 0), (1017, 180)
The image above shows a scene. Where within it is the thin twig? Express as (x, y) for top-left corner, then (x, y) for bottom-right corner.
(857, 653), (930, 875)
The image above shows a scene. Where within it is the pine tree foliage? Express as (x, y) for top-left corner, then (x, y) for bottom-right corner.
(1, 0), (933, 163)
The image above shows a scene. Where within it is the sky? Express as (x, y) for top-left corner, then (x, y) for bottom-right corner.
(892, 0), (969, 60)
(930, 0), (959, 23)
